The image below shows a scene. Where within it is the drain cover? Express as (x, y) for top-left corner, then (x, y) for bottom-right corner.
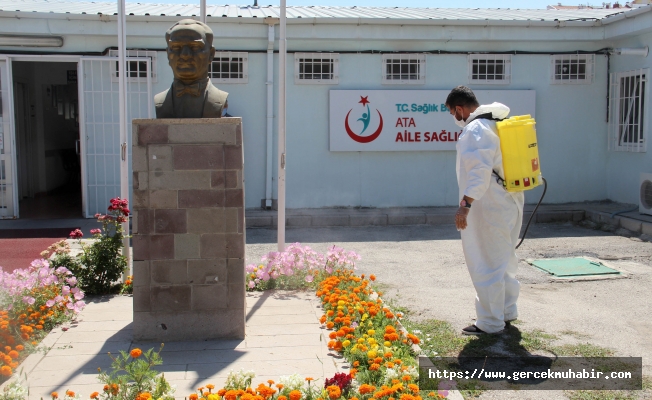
(528, 257), (620, 277)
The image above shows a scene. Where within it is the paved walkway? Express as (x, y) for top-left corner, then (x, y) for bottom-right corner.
(14, 291), (344, 400)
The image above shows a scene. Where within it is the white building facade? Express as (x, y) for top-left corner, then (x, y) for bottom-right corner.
(0, 1), (650, 218)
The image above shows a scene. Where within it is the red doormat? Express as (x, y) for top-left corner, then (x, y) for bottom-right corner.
(0, 228), (78, 273)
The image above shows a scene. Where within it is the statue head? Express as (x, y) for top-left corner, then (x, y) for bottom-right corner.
(165, 19), (215, 84)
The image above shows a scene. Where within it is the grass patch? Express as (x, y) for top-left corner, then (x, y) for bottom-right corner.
(565, 390), (636, 400)
(560, 330), (591, 340)
(551, 343), (614, 357)
(402, 318), (468, 357)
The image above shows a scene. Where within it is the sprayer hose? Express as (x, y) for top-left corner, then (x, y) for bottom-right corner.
(516, 177), (548, 250)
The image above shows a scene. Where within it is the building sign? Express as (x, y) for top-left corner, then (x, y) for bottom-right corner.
(329, 90), (536, 151)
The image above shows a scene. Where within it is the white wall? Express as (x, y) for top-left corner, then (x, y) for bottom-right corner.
(605, 30), (652, 206)
(4, 12), (651, 209)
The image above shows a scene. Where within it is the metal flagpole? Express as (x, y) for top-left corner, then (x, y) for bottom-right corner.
(200, 0), (206, 23)
(277, 0), (287, 252)
(117, 0), (131, 272)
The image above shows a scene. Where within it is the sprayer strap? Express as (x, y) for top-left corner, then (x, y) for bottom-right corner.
(475, 113), (504, 122)
(492, 170), (507, 189)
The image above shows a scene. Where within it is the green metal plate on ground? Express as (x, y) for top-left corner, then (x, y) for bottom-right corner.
(529, 257), (620, 277)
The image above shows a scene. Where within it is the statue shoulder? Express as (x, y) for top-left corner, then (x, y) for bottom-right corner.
(154, 89), (170, 107)
(203, 83), (229, 118)
(154, 88), (174, 118)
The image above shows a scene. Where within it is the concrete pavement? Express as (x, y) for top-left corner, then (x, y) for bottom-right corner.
(12, 291), (344, 400)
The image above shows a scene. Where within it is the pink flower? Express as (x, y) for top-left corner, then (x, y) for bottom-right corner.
(248, 281), (255, 289)
(90, 229), (101, 235)
(46, 299), (55, 307)
(69, 229), (83, 239)
(305, 275), (314, 283)
(22, 296), (35, 305)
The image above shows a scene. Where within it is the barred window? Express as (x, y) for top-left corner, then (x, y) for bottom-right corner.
(210, 52), (248, 84)
(469, 54), (511, 84)
(382, 54), (425, 84)
(609, 69), (648, 152)
(108, 50), (157, 82)
(295, 53), (339, 84)
(551, 54), (594, 84)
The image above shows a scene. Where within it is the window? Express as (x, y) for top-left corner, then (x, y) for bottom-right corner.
(382, 54), (425, 84)
(108, 50), (157, 83)
(294, 53), (339, 84)
(210, 52), (248, 84)
(609, 69), (648, 153)
(469, 54), (511, 84)
(550, 54), (594, 84)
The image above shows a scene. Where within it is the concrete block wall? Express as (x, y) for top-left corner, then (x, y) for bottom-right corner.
(131, 118), (246, 341)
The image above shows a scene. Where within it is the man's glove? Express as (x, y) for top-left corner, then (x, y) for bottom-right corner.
(455, 205), (470, 231)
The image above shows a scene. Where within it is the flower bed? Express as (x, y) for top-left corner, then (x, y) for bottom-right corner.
(1, 244), (448, 399)
(0, 260), (85, 380)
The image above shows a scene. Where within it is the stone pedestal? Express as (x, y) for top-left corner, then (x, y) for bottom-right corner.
(131, 118), (245, 341)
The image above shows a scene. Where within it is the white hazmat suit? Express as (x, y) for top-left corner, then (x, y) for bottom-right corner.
(456, 102), (524, 334)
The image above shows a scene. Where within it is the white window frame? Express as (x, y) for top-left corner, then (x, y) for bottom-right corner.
(382, 54), (426, 85)
(609, 69), (648, 153)
(468, 54), (511, 84)
(108, 50), (158, 83)
(550, 54), (594, 84)
(294, 53), (339, 84)
(209, 52), (248, 84)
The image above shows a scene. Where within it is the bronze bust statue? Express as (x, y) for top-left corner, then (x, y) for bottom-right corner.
(155, 19), (228, 118)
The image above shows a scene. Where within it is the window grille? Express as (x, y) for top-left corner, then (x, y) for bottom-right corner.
(210, 52), (248, 84)
(382, 54), (425, 84)
(550, 54), (594, 84)
(108, 50), (157, 83)
(609, 69), (648, 153)
(468, 54), (511, 84)
(294, 53), (339, 84)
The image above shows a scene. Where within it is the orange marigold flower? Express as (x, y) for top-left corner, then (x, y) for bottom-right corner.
(401, 375), (411, 382)
(0, 366), (12, 376)
(353, 360), (360, 367)
(103, 385), (110, 392)
(66, 391), (76, 397)
(369, 275), (376, 281)
(370, 363), (380, 371)
(326, 322), (334, 329)
(15, 345), (24, 351)
(289, 390), (302, 400)
(218, 389), (227, 396)
(276, 384), (284, 390)
(8, 350), (18, 359)
(51, 392), (59, 399)
(130, 348), (143, 358)
(305, 377), (314, 382)
(326, 385), (341, 400)
(90, 392), (100, 399)
(189, 394), (199, 400)
(206, 384), (215, 392)
(278, 396), (288, 400)
(408, 384), (419, 394)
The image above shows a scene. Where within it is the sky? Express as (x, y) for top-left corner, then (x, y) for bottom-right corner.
(113, 0), (597, 9)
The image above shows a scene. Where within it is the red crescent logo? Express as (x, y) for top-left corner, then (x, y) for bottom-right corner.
(345, 109), (384, 143)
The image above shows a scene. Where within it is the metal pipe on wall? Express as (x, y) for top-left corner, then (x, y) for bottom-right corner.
(200, 0), (206, 23)
(277, 0), (287, 251)
(265, 21), (277, 210)
(117, 0), (131, 273)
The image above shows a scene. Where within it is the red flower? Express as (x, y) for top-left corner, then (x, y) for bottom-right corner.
(69, 229), (83, 239)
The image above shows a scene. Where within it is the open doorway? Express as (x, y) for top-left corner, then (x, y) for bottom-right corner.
(13, 61), (81, 219)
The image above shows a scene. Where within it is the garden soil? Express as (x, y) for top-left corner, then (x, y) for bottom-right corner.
(246, 222), (652, 399)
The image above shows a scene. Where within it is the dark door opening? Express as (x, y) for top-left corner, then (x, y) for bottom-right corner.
(13, 61), (82, 219)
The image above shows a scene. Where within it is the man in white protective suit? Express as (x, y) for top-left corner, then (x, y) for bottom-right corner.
(445, 86), (525, 336)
